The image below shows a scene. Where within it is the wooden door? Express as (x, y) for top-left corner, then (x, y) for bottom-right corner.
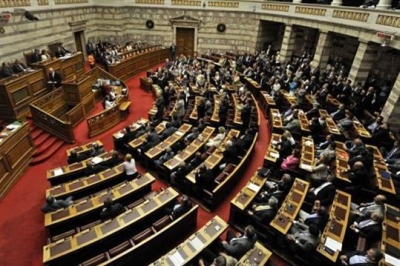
(176, 27), (195, 57)
(74, 31), (83, 53)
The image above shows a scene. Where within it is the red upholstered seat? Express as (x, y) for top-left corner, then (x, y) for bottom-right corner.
(152, 215), (172, 231)
(132, 228), (154, 244)
(108, 240), (134, 257)
(79, 252), (110, 266)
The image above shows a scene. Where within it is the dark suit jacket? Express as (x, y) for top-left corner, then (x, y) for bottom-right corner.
(171, 202), (192, 219)
(253, 206), (277, 224)
(13, 63), (27, 73)
(307, 183), (336, 207)
(223, 234), (257, 258)
(49, 71), (62, 87)
(305, 214), (328, 231)
(195, 169), (214, 190)
(331, 109), (346, 121)
(100, 203), (124, 221)
(355, 216), (382, 243)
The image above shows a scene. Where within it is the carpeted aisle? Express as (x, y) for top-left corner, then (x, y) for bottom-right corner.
(0, 66), (289, 266)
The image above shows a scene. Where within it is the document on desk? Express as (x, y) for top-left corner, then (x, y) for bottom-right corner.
(300, 164), (313, 171)
(53, 168), (63, 176)
(92, 157), (103, 164)
(247, 183), (260, 193)
(169, 250), (184, 266)
(175, 131), (184, 136)
(269, 152), (279, 159)
(324, 236), (342, 251)
(115, 132), (124, 139)
(385, 254), (400, 266)
(189, 236), (204, 251)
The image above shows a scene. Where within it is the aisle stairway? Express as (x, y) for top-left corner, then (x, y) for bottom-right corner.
(27, 118), (66, 165)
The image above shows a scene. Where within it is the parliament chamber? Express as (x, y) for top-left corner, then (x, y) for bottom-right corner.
(0, 0), (400, 266)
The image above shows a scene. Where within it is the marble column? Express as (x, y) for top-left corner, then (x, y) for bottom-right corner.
(381, 73), (400, 132)
(348, 40), (379, 86)
(279, 24), (296, 63)
(311, 30), (332, 70)
(376, 0), (393, 9)
(331, 0), (343, 6)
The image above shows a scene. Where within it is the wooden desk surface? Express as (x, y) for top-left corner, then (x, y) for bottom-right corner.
(319, 110), (341, 136)
(264, 133), (281, 163)
(327, 94), (340, 106)
(47, 150), (114, 181)
(145, 123), (192, 159)
(298, 112), (310, 132)
(189, 96), (202, 120)
(299, 137), (314, 172)
(238, 241), (272, 265)
(380, 204), (400, 266)
(149, 216), (228, 266)
(270, 109), (282, 129)
(43, 187), (179, 264)
(46, 164), (125, 198)
(66, 140), (103, 157)
(317, 190), (351, 262)
(366, 145), (396, 195)
(281, 90), (297, 106)
(186, 129), (241, 184)
(164, 127), (215, 171)
(231, 172), (267, 211)
(261, 91), (276, 106)
(270, 178), (309, 234)
(334, 143), (351, 183)
(211, 95), (221, 123)
(231, 93), (243, 125)
(353, 118), (371, 139)
(112, 118), (149, 140)
(128, 121), (167, 149)
(45, 173), (156, 228)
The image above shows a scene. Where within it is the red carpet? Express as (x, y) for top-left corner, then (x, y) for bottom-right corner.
(0, 66), (289, 266)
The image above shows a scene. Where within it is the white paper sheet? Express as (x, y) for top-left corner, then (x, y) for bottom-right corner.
(53, 168), (63, 176)
(247, 183), (260, 192)
(324, 236), (342, 251)
(304, 140), (313, 146)
(269, 152), (279, 159)
(168, 250), (184, 266)
(175, 131), (184, 136)
(190, 236), (203, 251)
(300, 164), (313, 171)
(385, 254), (400, 266)
(92, 156), (103, 164)
(115, 132), (124, 139)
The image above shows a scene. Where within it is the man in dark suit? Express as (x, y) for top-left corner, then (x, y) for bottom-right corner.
(89, 142), (105, 157)
(169, 195), (192, 219)
(32, 49), (42, 62)
(170, 43), (177, 61)
(85, 161), (107, 176)
(1, 62), (15, 78)
(195, 164), (214, 195)
(13, 60), (28, 73)
(99, 151), (122, 168)
(275, 135), (292, 163)
(41, 195), (73, 213)
(170, 162), (189, 186)
(381, 141), (400, 163)
(222, 225), (257, 258)
(48, 67), (62, 88)
(159, 123), (177, 140)
(349, 211), (383, 245)
(67, 150), (86, 164)
(100, 197), (124, 221)
(305, 177), (336, 208)
(344, 138), (365, 158)
(330, 104), (346, 121)
(249, 196), (278, 225)
(339, 248), (383, 266)
(219, 140), (238, 170)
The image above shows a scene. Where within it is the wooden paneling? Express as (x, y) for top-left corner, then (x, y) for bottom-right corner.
(66, 104), (84, 127)
(7, 136), (34, 169)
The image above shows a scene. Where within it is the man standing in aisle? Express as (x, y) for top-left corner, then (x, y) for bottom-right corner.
(170, 43), (177, 61)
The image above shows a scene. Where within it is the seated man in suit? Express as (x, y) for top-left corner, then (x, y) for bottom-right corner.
(159, 123), (177, 140)
(339, 248), (384, 266)
(12, 59), (28, 73)
(67, 150), (86, 164)
(222, 225), (257, 258)
(286, 223), (321, 251)
(48, 67), (62, 88)
(219, 140), (238, 170)
(89, 142), (105, 157)
(256, 173), (293, 205)
(154, 147), (174, 167)
(330, 103), (346, 121)
(305, 175), (336, 209)
(344, 138), (365, 158)
(349, 211), (383, 246)
(282, 109), (300, 134)
(248, 196), (279, 225)
(170, 162), (190, 186)
(99, 150), (122, 168)
(41, 195), (73, 213)
(294, 204), (328, 232)
(139, 127), (161, 153)
(380, 141), (400, 163)
(195, 164), (215, 195)
(184, 127), (199, 145)
(1, 62), (15, 78)
(350, 194), (386, 221)
(168, 194), (192, 220)
(100, 197), (124, 221)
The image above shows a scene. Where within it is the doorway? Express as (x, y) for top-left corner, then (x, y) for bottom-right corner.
(176, 27), (195, 57)
(74, 30), (85, 56)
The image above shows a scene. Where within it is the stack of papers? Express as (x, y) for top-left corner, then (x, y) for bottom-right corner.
(175, 131), (184, 136)
(247, 183), (260, 192)
(115, 132), (124, 139)
(6, 124), (20, 131)
(53, 168), (63, 176)
(92, 157), (103, 164)
(324, 237), (342, 251)
(189, 236), (203, 251)
(300, 164), (313, 171)
(385, 254), (400, 266)
(168, 250), (184, 266)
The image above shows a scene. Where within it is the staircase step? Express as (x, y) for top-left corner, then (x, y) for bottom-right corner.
(32, 132), (52, 147)
(30, 139), (65, 165)
(32, 135), (60, 157)
(31, 127), (45, 140)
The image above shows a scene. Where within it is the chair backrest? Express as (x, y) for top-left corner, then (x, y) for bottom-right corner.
(132, 228), (153, 244)
(80, 253), (108, 266)
(224, 163), (236, 174)
(108, 240), (134, 257)
(126, 198), (145, 209)
(152, 215), (172, 231)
